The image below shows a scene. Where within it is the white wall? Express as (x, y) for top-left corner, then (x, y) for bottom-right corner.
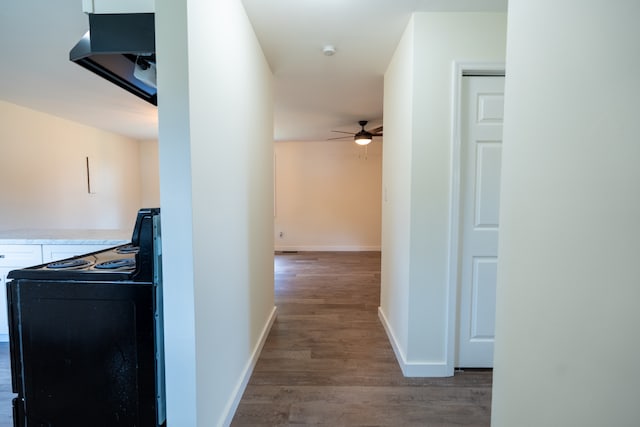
(274, 140), (382, 251)
(491, 1), (640, 425)
(380, 12), (507, 376)
(138, 139), (160, 208)
(155, 0), (275, 425)
(0, 100), (147, 231)
(379, 16), (415, 371)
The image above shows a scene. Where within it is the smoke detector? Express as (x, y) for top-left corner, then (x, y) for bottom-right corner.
(323, 45), (336, 56)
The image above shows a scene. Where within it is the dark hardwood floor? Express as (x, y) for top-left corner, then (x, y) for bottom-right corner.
(231, 252), (492, 427)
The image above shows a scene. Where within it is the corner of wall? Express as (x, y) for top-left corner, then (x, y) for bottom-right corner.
(378, 307), (453, 378)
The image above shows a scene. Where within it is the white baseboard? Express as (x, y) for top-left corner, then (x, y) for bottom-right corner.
(220, 305), (277, 427)
(275, 245), (381, 252)
(378, 307), (453, 378)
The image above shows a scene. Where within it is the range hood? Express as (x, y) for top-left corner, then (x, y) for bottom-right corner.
(70, 13), (157, 106)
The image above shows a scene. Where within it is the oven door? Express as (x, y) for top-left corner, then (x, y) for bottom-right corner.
(9, 279), (160, 427)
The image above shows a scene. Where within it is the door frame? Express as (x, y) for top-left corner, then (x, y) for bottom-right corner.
(446, 62), (505, 372)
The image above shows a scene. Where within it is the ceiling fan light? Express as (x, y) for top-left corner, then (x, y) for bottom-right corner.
(355, 136), (372, 145)
(354, 130), (372, 145)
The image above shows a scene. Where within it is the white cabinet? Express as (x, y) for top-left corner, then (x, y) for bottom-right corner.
(0, 244), (42, 268)
(0, 244), (44, 340)
(0, 270), (10, 340)
(42, 244), (117, 263)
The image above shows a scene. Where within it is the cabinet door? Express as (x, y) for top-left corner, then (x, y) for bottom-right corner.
(0, 245), (43, 268)
(0, 246), (43, 341)
(42, 244), (116, 263)
(0, 268), (10, 340)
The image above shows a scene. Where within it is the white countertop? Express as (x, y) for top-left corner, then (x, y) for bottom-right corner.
(0, 229), (131, 245)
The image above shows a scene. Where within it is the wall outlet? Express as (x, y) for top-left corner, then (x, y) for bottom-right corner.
(279, 231), (284, 238)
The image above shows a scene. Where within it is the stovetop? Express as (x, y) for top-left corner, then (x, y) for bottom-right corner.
(45, 244), (138, 271)
(8, 244), (142, 282)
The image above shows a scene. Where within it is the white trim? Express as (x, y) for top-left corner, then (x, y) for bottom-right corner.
(273, 152), (277, 218)
(220, 306), (277, 427)
(83, 0), (154, 13)
(447, 61), (505, 372)
(81, 0), (94, 13)
(274, 245), (381, 252)
(378, 307), (450, 377)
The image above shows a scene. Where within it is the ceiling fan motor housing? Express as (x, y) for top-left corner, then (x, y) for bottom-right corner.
(354, 121), (373, 145)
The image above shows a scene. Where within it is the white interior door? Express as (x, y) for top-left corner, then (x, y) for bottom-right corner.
(456, 75), (505, 368)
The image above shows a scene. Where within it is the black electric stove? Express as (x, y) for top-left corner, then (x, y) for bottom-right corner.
(6, 208), (165, 427)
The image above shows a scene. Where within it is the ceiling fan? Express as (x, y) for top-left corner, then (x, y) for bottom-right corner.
(329, 120), (383, 145)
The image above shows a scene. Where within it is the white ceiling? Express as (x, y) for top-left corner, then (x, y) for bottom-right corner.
(0, 0), (506, 142)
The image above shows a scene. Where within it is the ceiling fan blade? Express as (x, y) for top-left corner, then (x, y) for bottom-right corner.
(328, 121), (382, 141)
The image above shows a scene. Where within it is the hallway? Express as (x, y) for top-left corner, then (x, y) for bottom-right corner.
(231, 252), (492, 426)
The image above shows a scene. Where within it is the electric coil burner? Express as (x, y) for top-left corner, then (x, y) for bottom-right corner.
(6, 208), (165, 427)
(94, 258), (136, 270)
(115, 243), (140, 254)
(46, 258), (94, 270)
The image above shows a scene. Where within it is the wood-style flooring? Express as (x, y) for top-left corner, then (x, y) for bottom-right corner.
(231, 251), (492, 427)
